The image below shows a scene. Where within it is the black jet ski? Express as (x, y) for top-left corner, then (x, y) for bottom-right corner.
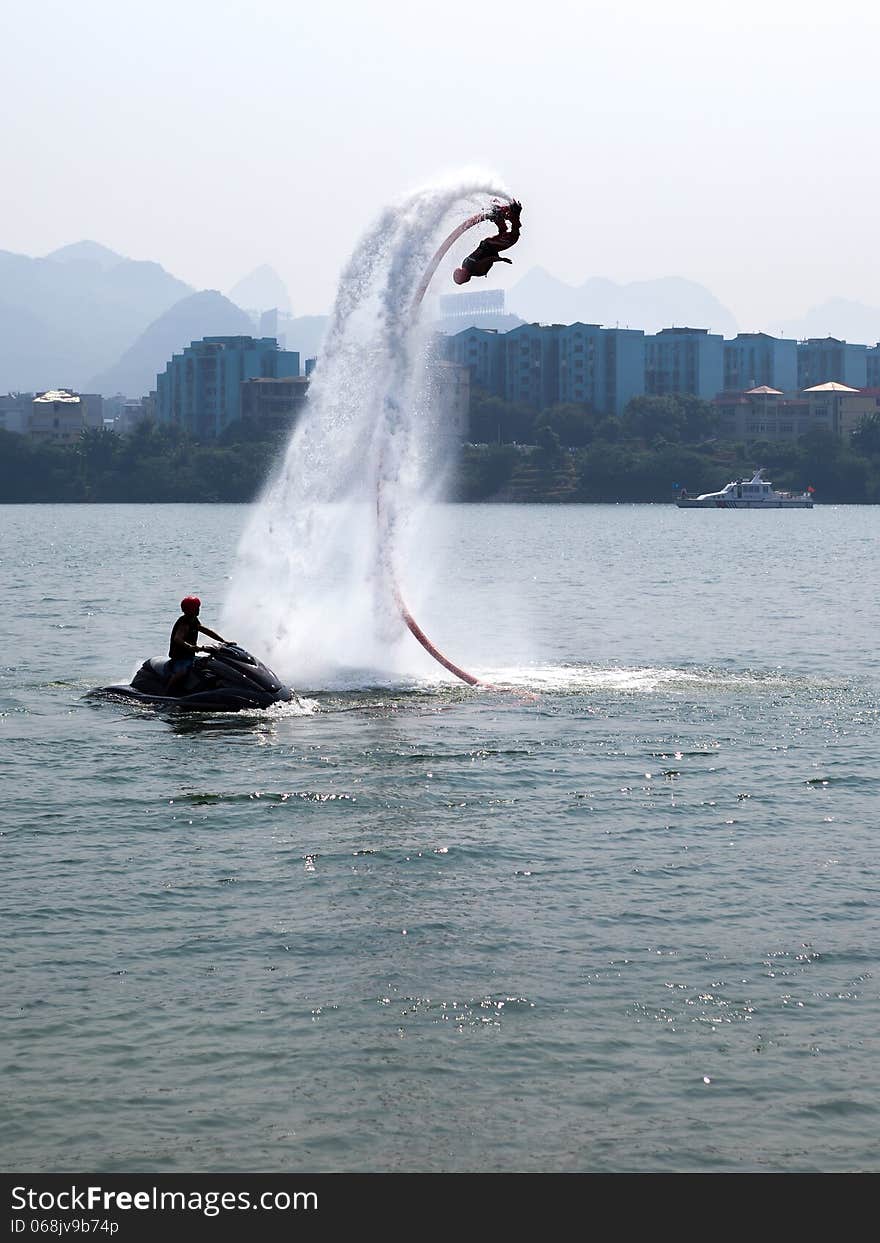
(90, 643), (293, 711)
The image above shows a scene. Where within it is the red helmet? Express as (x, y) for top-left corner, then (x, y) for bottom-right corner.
(180, 595), (201, 615)
(452, 267), (471, 285)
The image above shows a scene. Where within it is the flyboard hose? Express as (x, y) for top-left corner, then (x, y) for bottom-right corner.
(379, 200), (513, 689)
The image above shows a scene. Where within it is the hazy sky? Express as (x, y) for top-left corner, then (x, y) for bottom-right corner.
(4, 0), (878, 327)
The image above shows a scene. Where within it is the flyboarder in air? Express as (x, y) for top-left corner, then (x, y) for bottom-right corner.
(453, 200), (522, 284)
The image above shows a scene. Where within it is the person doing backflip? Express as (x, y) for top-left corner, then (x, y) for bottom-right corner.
(166, 595), (229, 695)
(453, 200), (522, 285)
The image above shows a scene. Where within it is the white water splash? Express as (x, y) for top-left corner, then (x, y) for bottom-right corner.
(223, 172), (509, 687)
(472, 664), (804, 695)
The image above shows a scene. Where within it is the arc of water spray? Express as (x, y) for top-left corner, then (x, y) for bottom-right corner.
(379, 198), (512, 689)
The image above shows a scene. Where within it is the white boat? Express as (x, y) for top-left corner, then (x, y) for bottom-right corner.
(676, 469), (814, 508)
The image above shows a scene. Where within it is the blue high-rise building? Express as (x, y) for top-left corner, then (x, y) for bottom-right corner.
(156, 336), (300, 437)
(602, 327), (646, 416)
(557, 323), (601, 406)
(862, 343), (879, 389)
(442, 327), (506, 398)
(724, 332), (797, 393)
(558, 324), (645, 415)
(644, 327), (724, 400)
(443, 322), (645, 415)
(504, 323), (562, 409)
(797, 337), (867, 390)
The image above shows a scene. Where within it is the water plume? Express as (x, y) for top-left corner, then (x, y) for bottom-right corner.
(223, 173), (509, 687)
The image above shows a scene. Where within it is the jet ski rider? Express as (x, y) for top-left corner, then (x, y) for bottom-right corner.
(166, 595), (230, 695)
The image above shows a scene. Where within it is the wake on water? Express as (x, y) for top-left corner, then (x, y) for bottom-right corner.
(222, 174), (511, 689)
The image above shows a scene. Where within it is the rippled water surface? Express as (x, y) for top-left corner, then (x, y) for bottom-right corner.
(3, 503), (879, 1172)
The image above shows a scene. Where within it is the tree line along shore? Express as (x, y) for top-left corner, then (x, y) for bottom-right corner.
(3, 393), (880, 504)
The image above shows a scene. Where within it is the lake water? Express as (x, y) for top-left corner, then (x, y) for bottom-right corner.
(2, 502), (879, 1173)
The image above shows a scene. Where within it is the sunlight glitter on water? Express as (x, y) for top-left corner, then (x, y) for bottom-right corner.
(470, 663), (809, 695)
(5, 502), (880, 1174)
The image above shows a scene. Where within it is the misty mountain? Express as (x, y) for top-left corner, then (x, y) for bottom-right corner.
(46, 240), (126, 271)
(768, 298), (880, 347)
(229, 265), (292, 315)
(0, 300), (73, 394)
(276, 314), (328, 361)
(507, 268), (739, 338)
(89, 290), (255, 397)
(0, 243), (193, 390)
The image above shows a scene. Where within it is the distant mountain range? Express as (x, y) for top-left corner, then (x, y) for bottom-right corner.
(768, 298), (880, 347)
(506, 272), (880, 348)
(431, 271), (740, 340)
(507, 268), (740, 337)
(0, 241), (192, 391)
(274, 314), (329, 362)
(49, 240), (130, 271)
(0, 242), (324, 396)
(89, 290), (256, 397)
(229, 265), (292, 315)
(1, 240), (877, 398)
